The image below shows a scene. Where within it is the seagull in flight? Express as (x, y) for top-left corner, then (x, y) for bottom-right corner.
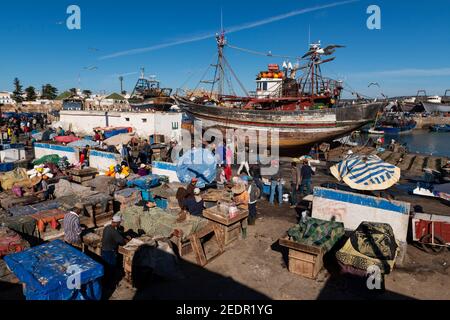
(302, 44), (345, 58)
(368, 82), (380, 88)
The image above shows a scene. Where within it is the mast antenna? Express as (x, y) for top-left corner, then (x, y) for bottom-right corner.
(308, 24), (311, 46)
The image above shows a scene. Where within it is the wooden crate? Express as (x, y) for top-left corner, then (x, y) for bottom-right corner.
(279, 237), (325, 280)
(203, 207), (249, 246)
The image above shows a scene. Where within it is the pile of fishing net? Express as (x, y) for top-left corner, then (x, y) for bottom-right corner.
(336, 222), (400, 275)
(33, 154), (60, 166)
(0, 168), (33, 191)
(121, 206), (208, 241)
(287, 217), (345, 252)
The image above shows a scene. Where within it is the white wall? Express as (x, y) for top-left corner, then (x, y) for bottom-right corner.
(89, 150), (122, 172)
(151, 161), (180, 182)
(312, 188), (411, 243)
(59, 111), (182, 141)
(0, 148), (26, 162)
(34, 143), (79, 164)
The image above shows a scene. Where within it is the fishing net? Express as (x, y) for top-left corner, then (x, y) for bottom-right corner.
(336, 222), (399, 274)
(121, 206), (208, 241)
(0, 168), (30, 191)
(33, 155), (61, 166)
(287, 217), (345, 252)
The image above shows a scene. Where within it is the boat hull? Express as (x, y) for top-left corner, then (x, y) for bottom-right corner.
(423, 102), (450, 113)
(376, 122), (416, 135)
(179, 99), (383, 148)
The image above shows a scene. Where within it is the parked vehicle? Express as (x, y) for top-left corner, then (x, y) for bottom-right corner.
(412, 213), (450, 254)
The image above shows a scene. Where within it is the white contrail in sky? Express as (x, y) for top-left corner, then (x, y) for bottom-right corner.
(100, 0), (358, 60)
(111, 71), (139, 77)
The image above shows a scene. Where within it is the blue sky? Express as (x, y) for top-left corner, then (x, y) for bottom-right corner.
(1, 0), (449, 98)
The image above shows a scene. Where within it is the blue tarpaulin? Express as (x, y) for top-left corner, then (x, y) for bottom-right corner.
(4, 240), (104, 300)
(177, 148), (217, 188)
(127, 174), (161, 190)
(9, 200), (61, 217)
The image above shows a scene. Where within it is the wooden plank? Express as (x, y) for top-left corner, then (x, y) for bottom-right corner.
(279, 237), (324, 255)
(203, 209), (249, 226)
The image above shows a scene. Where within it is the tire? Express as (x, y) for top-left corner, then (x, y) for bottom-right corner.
(420, 234), (446, 254)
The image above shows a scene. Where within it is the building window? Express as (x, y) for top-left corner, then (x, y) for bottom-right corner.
(172, 122), (179, 130)
(262, 82), (268, 91)
(142, 118), (147, 123)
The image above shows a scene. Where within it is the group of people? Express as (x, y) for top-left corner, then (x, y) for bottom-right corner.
(4, 114), (47, 144)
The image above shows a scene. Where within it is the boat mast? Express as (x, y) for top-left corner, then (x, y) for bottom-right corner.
(217, 31), (226, 99)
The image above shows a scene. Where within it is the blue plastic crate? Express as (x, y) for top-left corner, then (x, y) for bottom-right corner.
(262, 184), (271, 195)
(4, 240), (104, 300)
(141, 190), (155, 202)
(155, 198), (168, 210)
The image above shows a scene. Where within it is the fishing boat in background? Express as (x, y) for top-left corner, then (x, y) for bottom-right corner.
(375, 113), (417, 134)
(430, 124), (450, 132)
(423, 90), (450, 113)
(128, 69), (175, 112)
(400, 90), (427, 113)
(176, 32), (384, 148)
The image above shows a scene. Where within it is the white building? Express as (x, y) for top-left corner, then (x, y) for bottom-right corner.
(59, 110), (182, 141)
(0, 92), (15, 104)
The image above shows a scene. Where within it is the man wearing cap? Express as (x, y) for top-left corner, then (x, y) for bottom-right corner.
(232, 183), (249, 210)
(101, 215), (128, 269)
(186, 178), (198, 199)
(183, 188), (205, 216)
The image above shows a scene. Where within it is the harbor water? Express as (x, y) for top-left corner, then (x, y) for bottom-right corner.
(383, 130), (450, 157)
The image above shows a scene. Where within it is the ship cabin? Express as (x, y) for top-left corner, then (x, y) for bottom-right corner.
(255, 64), (284, 99)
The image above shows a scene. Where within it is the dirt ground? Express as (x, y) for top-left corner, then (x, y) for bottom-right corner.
(1, 161), (449, 300)
(110, 166), (450, 301)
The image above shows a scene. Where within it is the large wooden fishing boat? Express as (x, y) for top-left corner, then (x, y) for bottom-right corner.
(176, 32), (384, 148)
(128, 69), (175, 111)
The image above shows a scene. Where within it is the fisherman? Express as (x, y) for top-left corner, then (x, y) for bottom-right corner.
(141, 139), (153, 165)
(299, 159), (315, 196)
(186, 178), (198, 199)
(290, 162), (301, 208)
(232, 183), (249, 210)
(183, 188), (205, 216)
(250, 162), (263, 196)
(101, 215), (128, 268)
(41, 127), (52, 142)
(63, 207), (84, 247)
(247, 177), (260, 225)
(36, 176), (55, 200)
(269, 168), (283, 206)
(217, 165), (227, 189)
(94, 130), (101, 142)
(82, 145), (90, 166)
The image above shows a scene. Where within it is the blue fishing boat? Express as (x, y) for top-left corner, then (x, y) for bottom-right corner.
(376, 121), (416, 134)
(430, 124), (450, 132)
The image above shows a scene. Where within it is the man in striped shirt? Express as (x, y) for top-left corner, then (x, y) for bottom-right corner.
(64, 208), (84, 246)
